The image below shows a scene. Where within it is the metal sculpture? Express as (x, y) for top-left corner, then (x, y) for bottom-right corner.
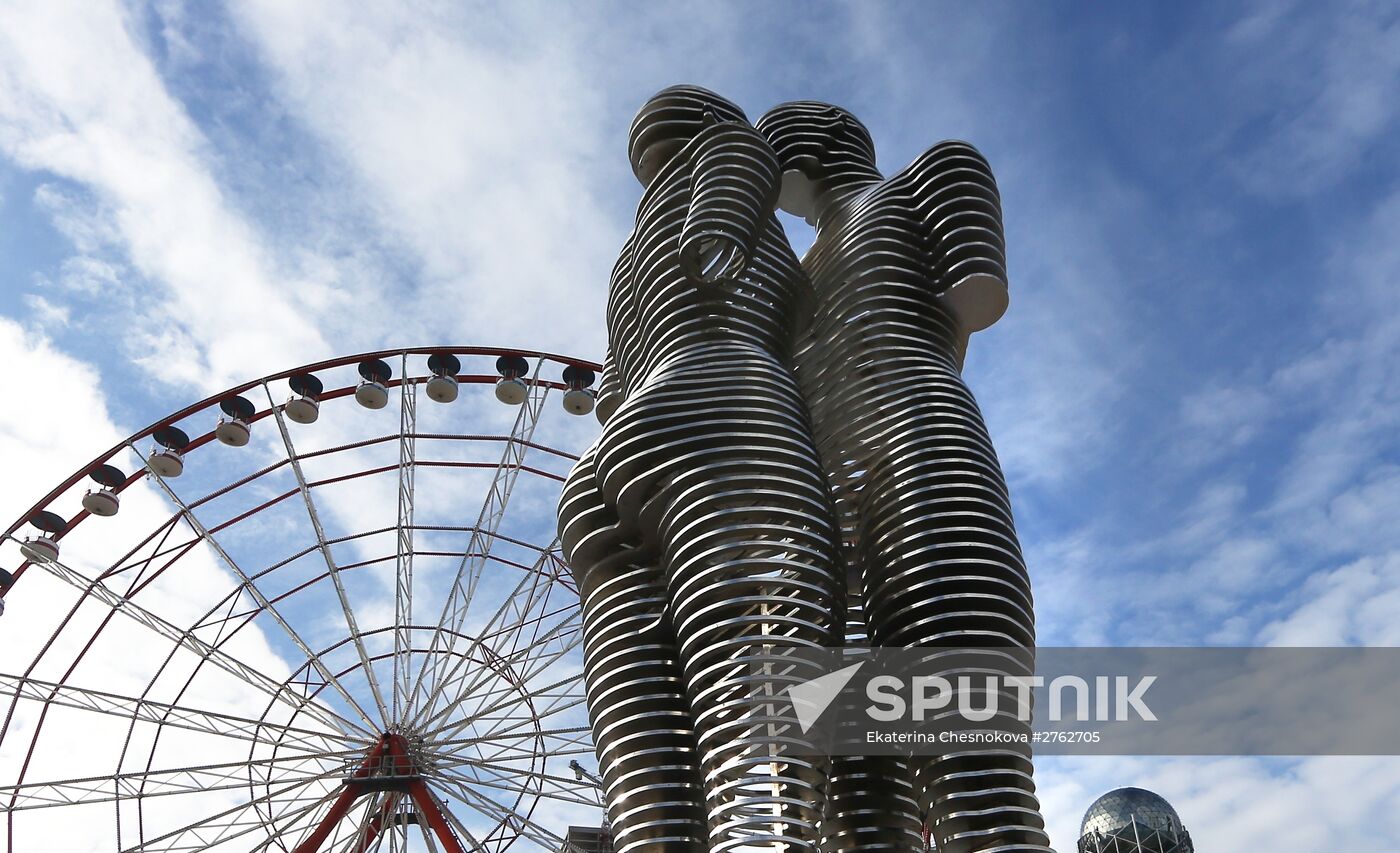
(558, 86), (845, 853)
(757, 101), (1050, 853)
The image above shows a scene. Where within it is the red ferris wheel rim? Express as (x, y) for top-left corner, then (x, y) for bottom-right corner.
(2, 345), (601, 584)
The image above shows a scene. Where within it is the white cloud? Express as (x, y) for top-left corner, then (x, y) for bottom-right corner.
(20, 293), (68, 330)
(229, 0), (625, 359)
(0, 0), (335, 390)
(3, 2), (1400, 849)
(1221, 1), (1400, 197)
(0, 318), (301, 850)
(1260, 552), (1400, 646)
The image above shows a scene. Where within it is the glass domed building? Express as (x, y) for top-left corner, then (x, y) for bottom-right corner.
(1078, 787), (1194, 852)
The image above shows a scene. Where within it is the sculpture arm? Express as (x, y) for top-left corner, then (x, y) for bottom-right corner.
(911, 140), (1010, 333)
(680, 122), (783, 286)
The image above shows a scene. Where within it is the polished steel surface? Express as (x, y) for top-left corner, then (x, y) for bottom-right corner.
(758, 100), (1047, 853)
(559, 86), (844, 853)
(1078, 787), (1194, 853)
(562, 85), (1048, 853)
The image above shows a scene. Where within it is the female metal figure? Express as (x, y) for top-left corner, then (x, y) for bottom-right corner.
(758, 101), (1052, 853)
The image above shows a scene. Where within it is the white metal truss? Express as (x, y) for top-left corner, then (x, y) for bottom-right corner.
(132, 441), (382, 731)
(1, 746), (360, 811)
(9, 539), (366, 739)
(263, 383), (393, 727)
(0, 673), (355, 754)
(0, 349), (601, 853)
(118, 773), (345, 852)
(392, 356), (417, 726)
(406, 358), (550, 727)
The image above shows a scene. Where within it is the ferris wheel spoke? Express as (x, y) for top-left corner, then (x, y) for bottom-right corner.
(238, 784), (347, 851)
(389, 360), (418, 727)
(429, 773), (564, 850)
(464, 551), (577, 682)
(118, 769), (342, 852)
(434, 747), (597, 780)
(264, 385), (393, 728)
(331, 789), (390, 853)
(331, 789), (403, 853)
(11, 544), (371, 740)
(419, 635), (585, 744)
(410, 541), (569, 731)
(424, 673), (519, 736)
(416, 819), (443, 853)
(248, 775), (370, 853)
(406, 361), (549, 723)
(416, 782), (487, 852)
(433, 724), (595, 756)
(0, 746), (357, 811)
(430, 758), (600, 807)
(447, 600), (583, 712)
(132, 443), (383, 732)
(429, 680), (587, 756)
(0, 672), (359, 754)
(241, 782), (353, 853)
(420, 664), (584, 745)
(429, 727), (595, 771)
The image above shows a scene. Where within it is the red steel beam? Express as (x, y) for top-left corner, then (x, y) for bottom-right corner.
(292, 733), (466, 853)
(292, 737), (389, 853)
(407, 779), (468, 853)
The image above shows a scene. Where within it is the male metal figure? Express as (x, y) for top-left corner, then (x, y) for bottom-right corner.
(560, 86), (845, 853)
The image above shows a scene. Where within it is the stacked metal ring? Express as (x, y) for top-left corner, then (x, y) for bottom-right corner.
(561, 86), (845, 853)
(760, 101), (1053, 853)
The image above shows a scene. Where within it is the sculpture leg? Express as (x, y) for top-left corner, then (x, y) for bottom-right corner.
(560, 448), (707, 853)
(795, 349), (928, 853)
(858, 372), (1051, 853)
(820, 753), (925, 853)
(596, 349), (844, 853)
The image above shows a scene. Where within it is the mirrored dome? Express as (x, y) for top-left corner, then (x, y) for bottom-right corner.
(1081, 787), (1183, 838)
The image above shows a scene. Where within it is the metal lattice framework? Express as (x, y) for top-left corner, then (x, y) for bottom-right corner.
(1077, 788), (1194, 853)
(0, 346), (605, 853)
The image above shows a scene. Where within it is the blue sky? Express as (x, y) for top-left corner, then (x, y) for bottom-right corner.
(2, 1), (1400, 849)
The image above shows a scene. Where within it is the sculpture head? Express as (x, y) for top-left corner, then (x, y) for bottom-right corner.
(628, 85), (746, 186)
(757, 101), (880, 222)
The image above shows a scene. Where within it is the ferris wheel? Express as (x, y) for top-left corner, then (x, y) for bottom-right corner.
(0, 347), (608, 853)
